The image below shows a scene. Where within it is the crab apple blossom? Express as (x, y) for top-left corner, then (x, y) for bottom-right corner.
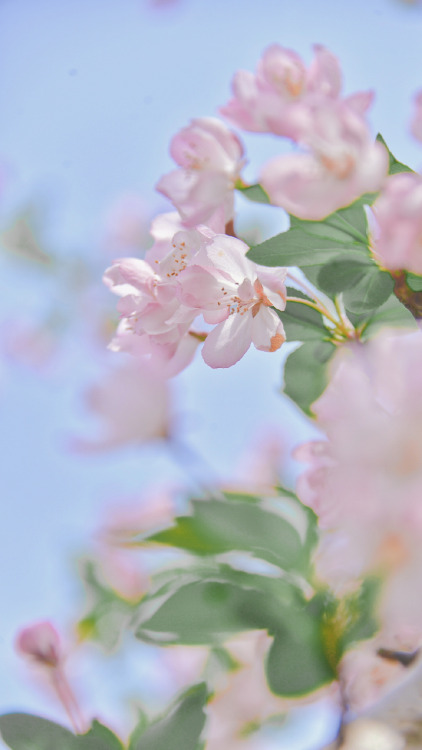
(178, 234), (287, 368)
(16, 622), (62, 668)
(71, 359), (171, 452)
(295, 330), (422, 649)
(155, 117), (245, 228)
(221, 43), (343, 139)
(260, 99), (388, 219)
(103, 223), (207, 375)
(371, 172), (422, 275)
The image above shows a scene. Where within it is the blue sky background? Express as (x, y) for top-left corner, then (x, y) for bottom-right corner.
(1, 0), (422, 746)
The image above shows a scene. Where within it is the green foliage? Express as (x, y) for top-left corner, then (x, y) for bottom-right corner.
(144, 494), (307, 572)
(0, 714), (77, 750)
(77, 560), (139, 651)
(235, 181), (270, 203)
(0, 716), (123, 750)
(128, 684), (208, 750)
(342, 268), (394, 315)
(376, 133), (414, 175)
(265, 607), (336, 696)
(282, 288), (329, 342)
(283, 340), (336, 416)
(317, 256), (374, 294)
(247, 198), (370, 270)
(406, 272), (422, 292)
(360, 293), (418, 339)
(339, 578), (380, 652)
(135, 575), (296, 645)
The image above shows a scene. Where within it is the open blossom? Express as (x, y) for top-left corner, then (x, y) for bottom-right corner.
(260, 99), (388, 219)
(179, 234), (287, 368)
(105, 216), (288, 371)
(104, 220), (207, 375)
(295, 330), (422, 649)
(371, 173), (422, 275)
(156, 117), (245, 228)
(16, 621), (62, 667)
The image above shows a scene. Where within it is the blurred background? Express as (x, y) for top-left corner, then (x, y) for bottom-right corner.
(1, 0), (422, 747)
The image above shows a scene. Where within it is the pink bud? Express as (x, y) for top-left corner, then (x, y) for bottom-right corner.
(16, 621), (62, 667)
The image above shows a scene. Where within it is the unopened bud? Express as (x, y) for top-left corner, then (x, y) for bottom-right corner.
(16, 621), (61, 667)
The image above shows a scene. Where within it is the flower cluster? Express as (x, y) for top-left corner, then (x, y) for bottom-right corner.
(104, 212), (287, 371)
(221, 44), (388, 219)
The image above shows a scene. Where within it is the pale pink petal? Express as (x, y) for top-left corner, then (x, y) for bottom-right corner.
(372, 173), (422, 274)
(251, 306), (286, 352)
(201, 312), (252, 368)
(308, 44), (342, 98)
(202, 235), (252, 282)
(103, 257), (157, 296)
(261, 143), (387, 220)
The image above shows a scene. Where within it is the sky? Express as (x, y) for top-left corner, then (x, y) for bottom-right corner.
(1, 0), (422, 746)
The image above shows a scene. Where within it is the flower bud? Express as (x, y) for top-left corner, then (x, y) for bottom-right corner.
(16, 621), (61, 667)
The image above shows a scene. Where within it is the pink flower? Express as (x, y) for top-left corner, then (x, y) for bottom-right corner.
(179, 234), (287, 368)
(371, 173), (422, 275)
(221, 44), (342, 139)
(260, 100), (388, 219)
(410, 90), (422, 143)
(71, 359), (171, 452)
(16, 621), (62, 667)
(156, 117), (245, 227)
(103, 222), (207, 375)
(295, 331), (422, 645)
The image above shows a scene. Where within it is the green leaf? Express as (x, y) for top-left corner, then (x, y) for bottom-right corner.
(360, 293), (418, 339)
(247, 198), (370, 270)
(235, 182), (270, 204)
(376, 133), (414, 175)
(342, 267), (394, 315)
(283, 341), (336, 416)
(406, 272), (422, 292)
(0, 714), (77, 750)
(266, 613), (335, 696)
(129, 683), (208, 750)
(340, 578), (380, 653)
(247, 228), (361, 268)
(77, 721), (124, 750)
(290, 199), (369, 243)
(146, 496), (304, 571)
(135, 579), (283, 645)
(317, 257), (374, 294)
(77, 560), (138, 651)
(282, 288), (329, 342)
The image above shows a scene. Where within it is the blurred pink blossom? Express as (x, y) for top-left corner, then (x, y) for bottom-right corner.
(371, 173), (422, 274)
(156, 117), (245, 227)
(221, 44), (343, 139)
(295, 330), (422, 649)
(260, 100), (387, 219)
(71, 359), (171, 452)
